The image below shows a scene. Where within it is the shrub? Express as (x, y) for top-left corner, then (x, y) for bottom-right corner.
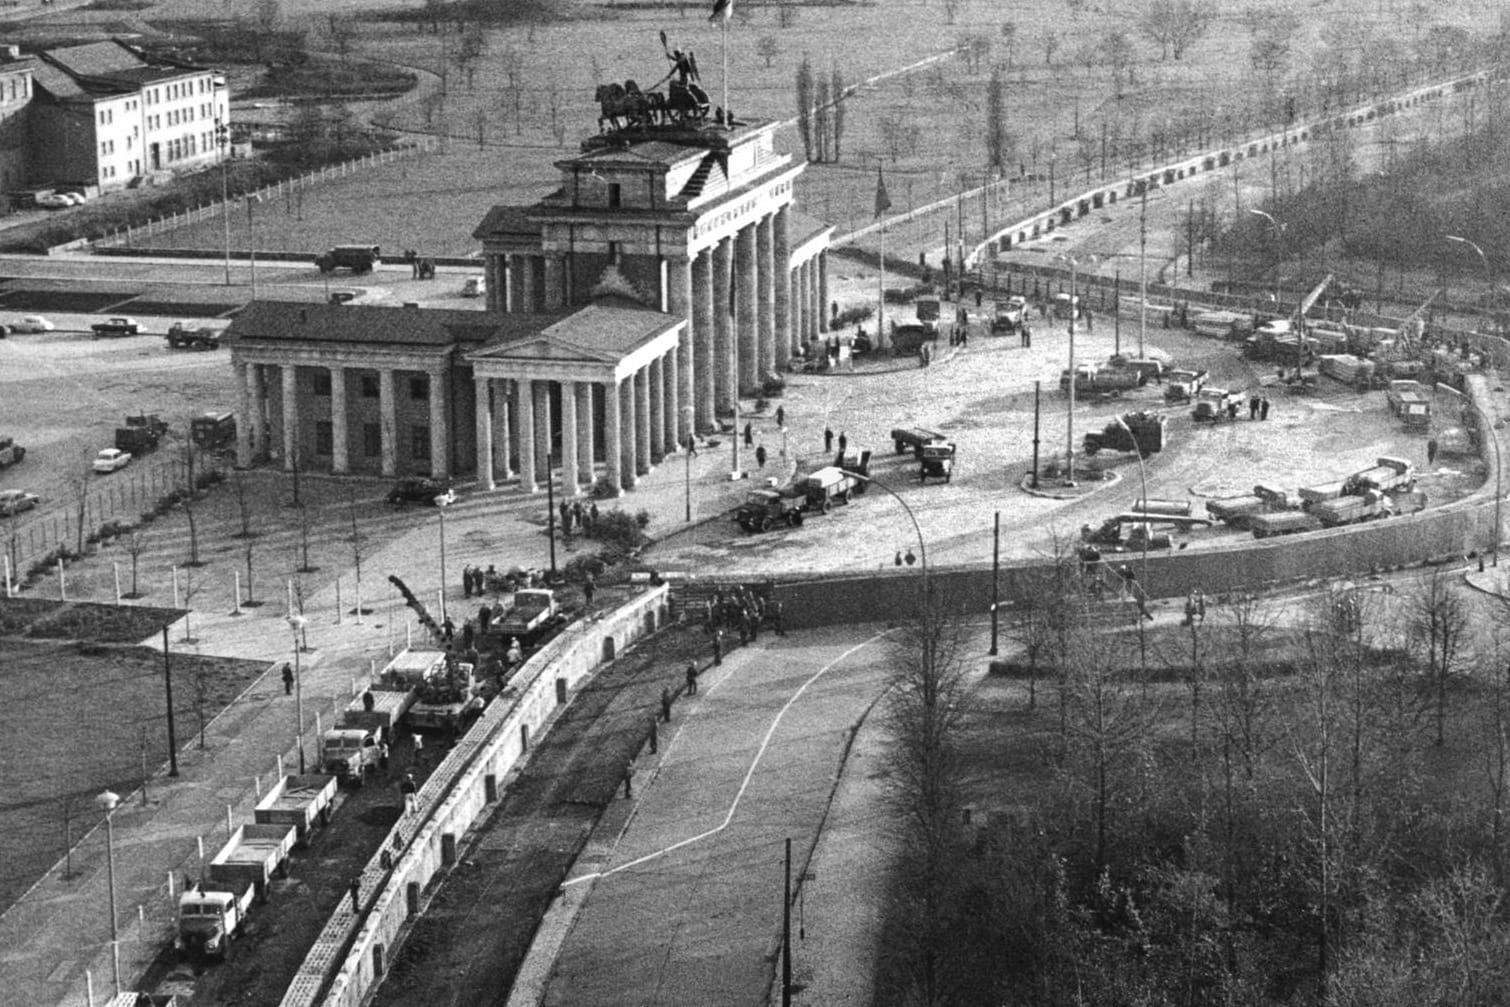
(590, 475), (620, 500)
(562, 554), (609, 583)
(833, 304), (875, 328)
(587, 508), (649, 554)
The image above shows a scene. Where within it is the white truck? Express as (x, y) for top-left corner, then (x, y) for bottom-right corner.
(175, 821), (296, 960)
(321, 688), (412, 785)
(253, 773), (338, 847)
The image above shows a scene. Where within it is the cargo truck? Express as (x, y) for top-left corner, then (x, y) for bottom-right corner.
(1250, 511), (1321, 538)
(252, 773), (338, 847)
(1386, 380), (1431, 431)
(409, 658), (484, 733)
(1344, 456), (1417, 496)
(735, 487), (806, 532)
(497, 588), (562, 647)
(208, 823), (295, 901)
(1082, 412), (1167, 457)
(322, 684), (416, 784)
(1313, 490), (1397, 527)
(176, 881), (255, 961)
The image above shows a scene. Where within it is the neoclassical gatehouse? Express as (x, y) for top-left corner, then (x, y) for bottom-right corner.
(225, 117), (834, 496)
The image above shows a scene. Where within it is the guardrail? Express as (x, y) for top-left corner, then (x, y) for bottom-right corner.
(279, 585), (669, 1007)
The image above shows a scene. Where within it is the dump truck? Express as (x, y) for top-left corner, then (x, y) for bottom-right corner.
(498, 588), (561, 646)
(891, 427), (945, 459)
(1344, 456), (1417, 496)
(1250, 511), (1321, 538)
(802, 466), (862, 513)
(736, 487), (806, 532)
(0, 435), (25, 468)
(409, 657), (483, 733)
(919, 441), (956, 483)
(176, 880), (255, 961)
(1386, 380), (1431, 431)
(1082, 412), (1167, 457)
(252, 773), (338, 847)
(1313, 490), (1397, 527)
(165, 323), (221, 350)
(208, 823), (295, 901)
(1164, 369), (1208, 403)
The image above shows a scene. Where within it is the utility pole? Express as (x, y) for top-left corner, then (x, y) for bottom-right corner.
(988, 511), (1000, 655)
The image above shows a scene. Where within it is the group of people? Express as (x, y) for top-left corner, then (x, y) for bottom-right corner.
(704, 584), (785, 659)
(558, 498), (601, 538)
(461, 564), (548, 599)
(1247, 394), (1273, 420)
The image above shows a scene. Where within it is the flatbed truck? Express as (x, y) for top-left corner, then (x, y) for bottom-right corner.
(208, 822), (295, 901)
(253, 773), (338, 846)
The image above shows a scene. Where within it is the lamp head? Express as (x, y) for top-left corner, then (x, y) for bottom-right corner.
(96, 790), (120, 813)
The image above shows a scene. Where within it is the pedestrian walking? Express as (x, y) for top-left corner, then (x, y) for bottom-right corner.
(824, 427), (834, 452)
(378, 741), (390, 775)
(1083, 307), (1094, 333)
(461, 620), (475, 651)
(1427, 437), (1439, 465)
(1260, 397), (1271, 420)
(573, 500), (586, 528)
(589, 502), (600, 527)
(351, 877), (362, 913)
(583, 574), (596, 607)
(770, 598), (785, 636)
(400, 772), (417, 812)
(838, 432), (848, 454)
(660, 686), (673, 722)
(443, 616), (455, 641)
(685, 660), (698, 695)
(282, 662), (294, 695)
(712, 629), (723, 665)
(362, 689), (375, 712)
(975, 287), (983, 308)
(479, 604), (493, 634)
(744, 422), (753, 447)
(623, 759), (636, 799)
(756, 444), (767, 468)
(412, 731), (425, 767)
(775, 405), (785, 428)
(1249, 395), (1260, 420)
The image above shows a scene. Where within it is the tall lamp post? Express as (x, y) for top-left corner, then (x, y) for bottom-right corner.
(95, 790), (121, 996)
(1055, 252), (1097, 486)
(683, 405), (695, 523)
(841, 470), (927, 597)
(1249, 209), (1285, 307)
(287, 614), (307, 771)
(434, 494), (452, 621)
(246, 194), (263, 299)
(1446, 235), (1493, 336)
(1438, 382), (1501, 567)
(215, 118), (232, 287)
(1112, 416), (1151, 588)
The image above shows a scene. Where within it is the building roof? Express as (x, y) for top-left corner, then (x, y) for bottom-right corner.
(472, 204), (541, 242)
(222, 300), (569, 349)
(468, 298), (680, 365)
(788, 209), (835, 249)
(29, 61), (88, 100)
(44, 40), (143, 77)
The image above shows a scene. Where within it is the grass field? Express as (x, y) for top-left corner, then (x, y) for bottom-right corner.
(0, 605), (266, 914)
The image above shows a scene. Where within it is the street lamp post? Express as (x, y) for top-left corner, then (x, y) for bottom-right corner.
(1112, 416), (1151, 587)
(435, 495), (451, 621)
(1249, 209), (1285, 307)
(287, 614), (307, 771)
(95, 790), (121, 996)
(1055, 253), (1097, 486)
(683, 405), (695, 523)
(1438, 382), (1501, 567)
(246, 195), (262, 299)
(841, 470), (927, 596)
(1446, 235), (1493, 336)
(215, 119), (232, 287)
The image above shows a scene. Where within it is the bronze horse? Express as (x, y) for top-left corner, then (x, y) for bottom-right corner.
(662, 79), (710, 124)
(596, 81), (665, 131)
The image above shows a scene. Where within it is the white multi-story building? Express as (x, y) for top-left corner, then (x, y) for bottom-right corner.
(27, 39), (227, 191)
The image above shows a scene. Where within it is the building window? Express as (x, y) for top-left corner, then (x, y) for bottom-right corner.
(312, 372), (331, 396)
(361, 374), (379, 399)
(315, 421), (333, 456)
(608, 182), (621, 208)
(363, 423), (381, 457)
(409, 375), (429, 401)
(411, 426), (431, 461)
(608, 240), (621, 264)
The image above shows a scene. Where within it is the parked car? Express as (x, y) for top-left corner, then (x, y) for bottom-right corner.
(461, 276), (485, 298)
(387, 478), (455, 506)
(92, 448), (132, 473)
(91, 317), (141, 338)
(0, 489), (40, 515)
(10, 315), (54, 333)
(36, 193), (72, 210)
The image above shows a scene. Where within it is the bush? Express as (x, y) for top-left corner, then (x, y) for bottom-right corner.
(587, 508), (650, 554)
(833, 304), (875, 328)
(590, 475), (620, 500)
(562, 554), (609, 583)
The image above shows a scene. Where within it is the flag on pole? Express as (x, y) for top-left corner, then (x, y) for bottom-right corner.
(874, 167), (892, 219)
(709, 0), (731, 21)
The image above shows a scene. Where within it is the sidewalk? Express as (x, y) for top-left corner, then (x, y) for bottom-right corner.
(0, 413), (788, 1006)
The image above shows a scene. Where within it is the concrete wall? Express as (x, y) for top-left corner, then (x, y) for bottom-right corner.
(281, 585), (670, 1007)
(776, 497), (1495, 630)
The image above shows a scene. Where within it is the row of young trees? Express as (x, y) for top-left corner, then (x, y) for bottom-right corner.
(795, 57), (846, 164)
(876, 551), (1510, 1004)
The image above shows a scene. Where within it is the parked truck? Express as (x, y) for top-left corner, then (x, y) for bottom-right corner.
(191, 411), (237, 451)
(175, 881), (255, 962)
(0, 435), (25, 468)
(498, 588), (562, 647)
(1164, 369), (1208, 403)
(322, 678), (418, 785)
(165, 322), (221, 350)
(1082, 412), (1167, 457)
(1060, 364), (1145, 397)
(919, 441), (956, 483)
(409, 657), (484, 733)
(1191, 387), (1245, 422)
(1386, 380), (1431, 431)
(209, 823), (296, 901)
(1344, 456), (1417, 496)
(1250, 511), (1321, 538)
(114, 414), (168, 456)
(252, 773), (338, 847)
(891, 427), (945, 459)
(736, 487), (806, 532)
(1313, 489), (1397, 527)
(803, 466), (862, 513)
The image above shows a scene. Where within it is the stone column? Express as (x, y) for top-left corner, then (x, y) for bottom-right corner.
(603, 378), (622, 494)
(620, 376), (637, 489)
(492, 378), (513, 479)
(635, 365), (651, 476)
(692, 250), (715, 433)
(428, 367), (448, 479)
(669, 255), (696, 441)
(775, 207), (792, 368)
(543, 254), (565, 310)
(736, 225), (757, 394)
(712, 237), (734, 413)
(250, 364), (268, 457)
(475, 376), (494, 490)
(803, 260), (816, 341)
(533, 380), (551, 484)
(378, 369), (397, 477)
(330, 366), (349, 475)
(575, 382), (595, 488)
(503, 255), (517, 313)
(664, 340), (681, 456)
(520, 255), (537, 313)
(281, 364), (298, 471)
(757, 213), (776, 378)
(234, 361), (252, 469)
(560, 379), (579, 498)
(517, 378), (537, 493)
(649, 356), (665, 463)
(818, 250), (830, 333)
(797, 260), (810, 342)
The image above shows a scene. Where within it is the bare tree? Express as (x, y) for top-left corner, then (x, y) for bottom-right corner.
(755, 35), (778, 68)
(830, 64), (846, 161)
(471, 106), (488, 149)
(255, 0), (280, 34)
(1100, 30), (1136, 100)
(295, 502), (317, 573)
(66, 460), (91, 556)
(455, 23), (486, 89)
(500, 46), (525, 136)
(985, 64), (1007, 171)
(941, 0), (963, 26)
(348, 487), (367, 618)
(176, 435), (204, 567)
(1408, 569), (1470, 746)
(1140, 0), (1211, 61)
(121, 527), (150, 598)
(178, 564), (201, 644)
(795, 56), (814, 161)
(191, 662), (212, 748)
(326, 14), (357, 63)
(231, 470), (255, 540)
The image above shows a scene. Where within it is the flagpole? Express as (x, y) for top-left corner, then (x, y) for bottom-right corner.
(878, 216), (886, 353)
(722, 18), (729, 126)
